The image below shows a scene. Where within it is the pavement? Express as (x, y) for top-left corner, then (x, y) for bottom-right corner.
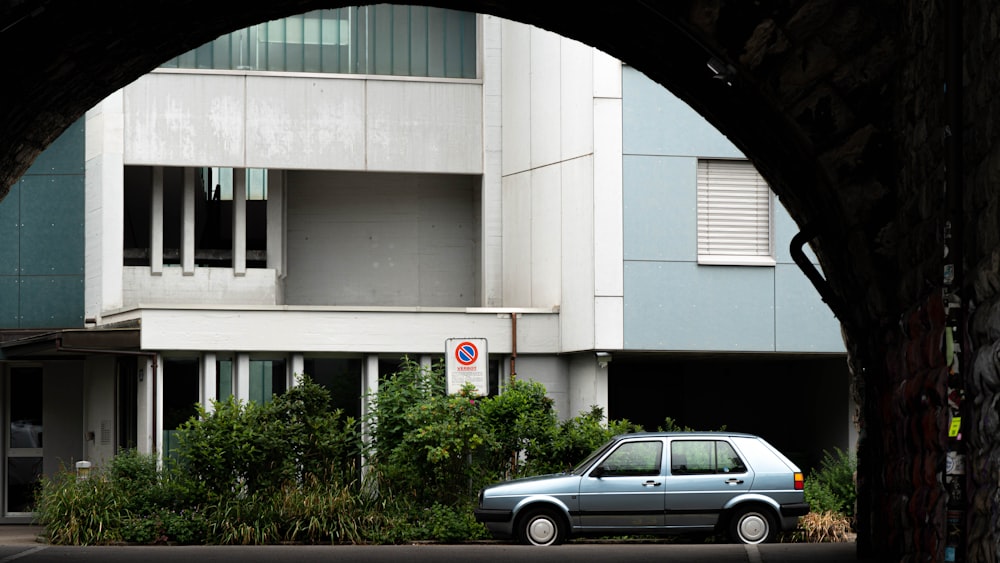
(0, 525), (877, 562)
(0, 525), (43, 545)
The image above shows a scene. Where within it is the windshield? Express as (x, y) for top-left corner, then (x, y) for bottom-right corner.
(569, 438), (618, 475)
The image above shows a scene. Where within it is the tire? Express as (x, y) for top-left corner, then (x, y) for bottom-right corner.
(515, 506), (567, 546)
(728, 505), (777, 544)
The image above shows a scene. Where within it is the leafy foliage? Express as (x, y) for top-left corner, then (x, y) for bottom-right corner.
(804, 447), (856, 519)
(174, 375), (361, 498)
(36, 364), (754, 546)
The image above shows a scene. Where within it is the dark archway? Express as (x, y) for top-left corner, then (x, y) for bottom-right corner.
(4, 2), (998, 561)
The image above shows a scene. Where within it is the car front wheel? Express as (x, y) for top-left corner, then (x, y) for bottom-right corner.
(515, 506), (566, 546)
(729, 505), (777, 544)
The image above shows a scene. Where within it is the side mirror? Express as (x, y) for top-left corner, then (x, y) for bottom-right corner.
(590, 466), (605, 478)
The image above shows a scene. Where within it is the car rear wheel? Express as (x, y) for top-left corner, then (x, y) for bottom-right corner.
(729, 505), (777, 544)
(515, 506), (566, 546)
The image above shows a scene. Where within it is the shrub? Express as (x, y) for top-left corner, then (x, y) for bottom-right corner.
(478, 379), (558, 479)
(174, 374), (361, 498)
(804, 447), (856, 519)
(525, 406), (643, 476)
(386, 385), (488, 504)
(403, 501), (490, 542)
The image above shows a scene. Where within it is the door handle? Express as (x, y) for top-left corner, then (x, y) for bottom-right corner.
(643, 480), (662, 487)
(725, 478), (744, 485)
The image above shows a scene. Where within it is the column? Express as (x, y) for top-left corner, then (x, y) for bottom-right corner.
(182, 167), (195, 275)
(202, 353), (217, 414)
(151, 166), (164, 275)
(233, 168), (246, 276)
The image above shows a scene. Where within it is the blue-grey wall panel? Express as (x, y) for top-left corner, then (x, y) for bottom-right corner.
(18, 276), (84, 327)
(774, 200), (822, 266)
(18, 175), (84, 276)
(624, 261), (775, 351)
(0, 276), (19, 327)
(774, 264), (844, 352)
(0, 181), (19, 275)
(623, 155), (697, 262)
(25, 120), (85, 175)
(623, 66), (745, 159)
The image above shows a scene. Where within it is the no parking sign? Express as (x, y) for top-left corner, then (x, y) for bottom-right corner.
(445, 338), (488, 396)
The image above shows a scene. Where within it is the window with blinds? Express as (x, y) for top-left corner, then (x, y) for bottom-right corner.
(696, 159), (775, 266)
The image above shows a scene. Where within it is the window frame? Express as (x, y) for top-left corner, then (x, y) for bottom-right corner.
(696, 159), (776, 267)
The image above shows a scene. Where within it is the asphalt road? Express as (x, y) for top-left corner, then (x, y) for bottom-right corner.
(0, 542), (875, 563)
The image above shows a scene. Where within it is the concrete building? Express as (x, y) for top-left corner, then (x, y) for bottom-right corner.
(0, 7), (850, 521)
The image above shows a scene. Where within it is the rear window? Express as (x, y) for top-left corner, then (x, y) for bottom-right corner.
(670, 440), (747, 475)
(731, 436), (797, 473)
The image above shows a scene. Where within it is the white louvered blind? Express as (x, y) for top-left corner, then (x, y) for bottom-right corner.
(696, 160), (775, 265)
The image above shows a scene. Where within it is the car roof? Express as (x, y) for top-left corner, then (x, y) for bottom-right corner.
(611, 431), (760, 440)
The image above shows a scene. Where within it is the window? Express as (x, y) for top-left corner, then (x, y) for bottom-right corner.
(161, 6), (477, 79)
(123, 165), (269, 270)
(304, 357), (363, 420)
(696, 159), (774, 266)
(596, 440), (663, 477)
(249, 358), (287, 404)
(670, 440), (747, 475)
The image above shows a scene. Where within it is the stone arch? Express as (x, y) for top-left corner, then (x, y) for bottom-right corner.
(2, 2), (995, 561)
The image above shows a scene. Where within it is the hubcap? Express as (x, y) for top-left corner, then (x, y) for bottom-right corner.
(527, 517), (555, 545)
(739, 513), (767, 543)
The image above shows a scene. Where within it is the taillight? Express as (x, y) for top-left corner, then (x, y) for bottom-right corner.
(794, 472), (804, 490)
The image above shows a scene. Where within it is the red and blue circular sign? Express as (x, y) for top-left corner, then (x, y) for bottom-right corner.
(455, 341), (479, 366)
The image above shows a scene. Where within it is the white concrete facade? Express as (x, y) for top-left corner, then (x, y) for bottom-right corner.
(76, 13), (847, 462)
(81, 15), (623, 455)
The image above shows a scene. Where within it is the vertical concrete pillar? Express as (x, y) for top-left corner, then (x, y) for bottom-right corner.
(151, 166), (164, 275)
(266, 169), (284, 277)
(136, 356), (154, 455)
(181, 167), (195, 275)
(233, 168), (246, 276)
(568, 353), (609, 422)
(361, 354), (380, 476)
(291, 353), (304, 387)
(235, 353), (250, 404)
(202, 353), (217, 414)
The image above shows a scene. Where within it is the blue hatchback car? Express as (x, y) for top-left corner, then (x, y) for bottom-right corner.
(474, 432), (808, 545)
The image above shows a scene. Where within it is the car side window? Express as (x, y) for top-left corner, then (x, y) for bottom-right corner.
(595, 440), (663, 477)
(671, 440), (747, 475)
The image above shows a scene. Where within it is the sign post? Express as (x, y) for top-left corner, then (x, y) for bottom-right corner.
(445, 338), (488, 396)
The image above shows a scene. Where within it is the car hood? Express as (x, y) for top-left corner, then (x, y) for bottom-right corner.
(482, 473), (581, 496)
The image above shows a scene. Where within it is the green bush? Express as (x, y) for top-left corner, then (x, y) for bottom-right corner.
(174, 374), (360, 498)
(401, 501), (490, 542)
(804, 447), (856, 519)
(37, 369), (691, 546)
(525, 405), (643, 476)
(478, 379), (558, 479)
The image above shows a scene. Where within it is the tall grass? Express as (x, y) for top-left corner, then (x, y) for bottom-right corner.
(35, 467), (126, 545)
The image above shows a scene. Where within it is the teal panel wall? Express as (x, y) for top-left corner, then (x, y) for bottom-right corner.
(623, 155), (697, 262)
(623, 66), (745, 159)
(0, 182), (19, 274)
(0, 119), (84, 329)
(624, 261), (775, 351)
(621, 66), (844, 353)
(19, 175), (84, 275)
(0, 277), (18, 327)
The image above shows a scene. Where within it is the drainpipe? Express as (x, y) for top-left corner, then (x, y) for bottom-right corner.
(54, 339), (160, 452)
(510, 313), (517, 383)
(790, 226), (848, 325)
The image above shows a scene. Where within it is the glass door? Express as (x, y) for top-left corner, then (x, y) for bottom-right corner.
(5, 366), (43, 515)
